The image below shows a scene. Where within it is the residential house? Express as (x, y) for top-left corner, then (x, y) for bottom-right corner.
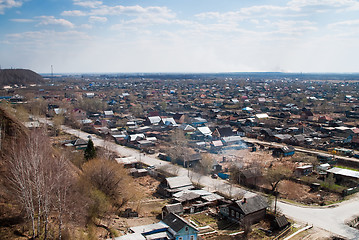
(326, 167), (359, 186)
(161, 117), (178, 127)
(221, 136), (244, 146)
(162, 213), (199, 240)
(191, 117), (207, 127)
(173, 113), (186, 124)
(237, 126), (255, 137)
(72, 108), (87, 120)
(239, 168), (263, 187)
(104, 110), (114, 119)
(23, 121), (41, 129)
(85, 92), (95, 98)
(289, 134), (306, 146)
(72, 138), (88, 150)
(194, 126), (212, 140)
(273, 134), (292, 143)
(115, 157), (140, 168)
(162, 203), (184, 219)
(184, 153), (202, 167)
(179, 124), (196, 133)
(300, 108), (314, 121)
(255, 113), (269, 119)
(145, 116), (162, 126)
(295, 165), (313, 177)
(220, 195), (268, 226)
(158, 176), (194, 197)
(210, 140), (223, 152)
(260, 128), (275, 141)
(114, 213), (198, 240)
(212, 126), (234, 140)
(272, 146), (295, 157)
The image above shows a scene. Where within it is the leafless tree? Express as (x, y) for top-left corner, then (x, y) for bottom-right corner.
(82, 158), (135, 207)
(7, 129), (53, 238)
(200, 153), (214, 175)
(266, 165), (292, 215)
(167, 128), (190, 165)
(52, 154), (73, 240)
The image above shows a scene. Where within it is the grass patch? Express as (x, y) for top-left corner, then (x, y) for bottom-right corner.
(190, 213), (216, 227)
(335, 165), (359, 171)
(320, 182), (346, 193)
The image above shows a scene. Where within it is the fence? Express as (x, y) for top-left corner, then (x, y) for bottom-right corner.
(272, 224), (292, 240)
(343, 186), (359, 196)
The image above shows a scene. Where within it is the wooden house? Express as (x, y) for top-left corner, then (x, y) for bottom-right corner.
(272, 146), (295, 157)
(220, 195), (268, 226)
(162, 203), (184, 219)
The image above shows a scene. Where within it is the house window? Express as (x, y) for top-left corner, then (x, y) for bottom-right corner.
(231, 210), (234, 217)
(236, 212), (239, 219)
(178, 237), (183, 240)
(185, 226), (189, 231)
(190, 235), (194, 240)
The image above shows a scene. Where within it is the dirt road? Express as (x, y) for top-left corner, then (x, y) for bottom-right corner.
(40, 120), (359, 239)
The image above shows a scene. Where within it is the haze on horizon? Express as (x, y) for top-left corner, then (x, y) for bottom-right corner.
(1, 0), (359, 74)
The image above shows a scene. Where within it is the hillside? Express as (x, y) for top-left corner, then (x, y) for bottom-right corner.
(0, 107), (28, 153)
(0, 107), (29, 239)
(0, 69), (45, 87)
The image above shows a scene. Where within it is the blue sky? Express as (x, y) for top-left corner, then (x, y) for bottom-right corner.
(1, 0), (359, 73)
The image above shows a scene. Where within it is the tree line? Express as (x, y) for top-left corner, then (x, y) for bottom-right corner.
(3, 128), (137, 239)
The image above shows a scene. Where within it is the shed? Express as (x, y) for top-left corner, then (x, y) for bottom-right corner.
(274, 215), (289, 229)
(162, 203), (184, 219)
(272, 146), (295, 157)
(159, 176), (194, 197)
(295, 165), (313, 177)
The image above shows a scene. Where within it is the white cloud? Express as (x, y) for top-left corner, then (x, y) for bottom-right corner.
(327, 19), (359, 36)
(62, 4), (177, 27)
(0, 0), (23, 14)
(328, 19), (359, 28)
(240, 5), (296, 15)
(79, 23), (92, 29)
(288, 0), (355, 8)
(89, 16), (107, 23)
(36, 16), (75, 28)
(62, 10), (87, 16)
(195, 5), (302, 24)
(6, 30), (90, 45)
(269, 20), (317, 35)
(91, 5), (175, 18)
(74, 0), (102, 9)
(10, 18), (34, 22)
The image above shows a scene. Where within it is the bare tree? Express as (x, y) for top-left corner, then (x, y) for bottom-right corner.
(52, 154), (73, 240)
(266, 165), (292, 215)
(167, 128), (189, 165)
(200, 153), (214, 175)
(82, 158), (135, 207)
(266, 165), (292, 192)
(7, 129), (53, 238)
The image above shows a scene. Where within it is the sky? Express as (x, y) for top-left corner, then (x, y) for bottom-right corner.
(1, 0), (359, 74)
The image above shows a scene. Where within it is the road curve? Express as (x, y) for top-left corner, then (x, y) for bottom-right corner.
(38, 119), (359, 239)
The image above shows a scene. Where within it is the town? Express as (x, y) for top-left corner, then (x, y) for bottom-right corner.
(1, 70), (359, 239)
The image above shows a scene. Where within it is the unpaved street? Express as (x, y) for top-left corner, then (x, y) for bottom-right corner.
(52, 122), (359, 239)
